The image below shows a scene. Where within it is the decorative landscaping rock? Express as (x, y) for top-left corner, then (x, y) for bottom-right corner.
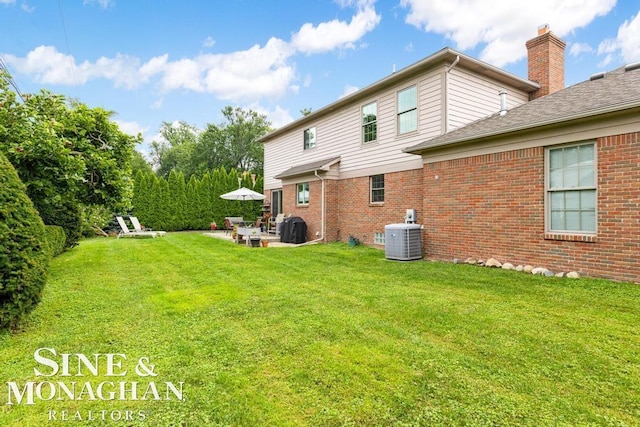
(485, 258), (502, 268)
(454, 255), (583, 280)
(531, 267), (547, 275)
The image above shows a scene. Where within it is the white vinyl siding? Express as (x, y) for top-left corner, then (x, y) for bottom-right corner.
(264, 71), (443, 188)
(448, 67), (529, 131)
(263, 64), (530, 189)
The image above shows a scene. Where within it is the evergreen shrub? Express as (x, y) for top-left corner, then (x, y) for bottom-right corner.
(44, 225), (66, 257)
(0, 153), (50, 330)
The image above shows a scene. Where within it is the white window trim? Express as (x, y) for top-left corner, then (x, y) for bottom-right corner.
(396, 85), (418, 135)
(303, 127), (316, 150)
(362, 101), (378, 145)
(370, 174), (384, 204)
(296, 182), (310, 206)
(545, 141), (597, 236)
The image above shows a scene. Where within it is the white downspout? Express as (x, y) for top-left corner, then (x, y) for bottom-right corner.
(444, 55), (460, 133)
(303, 169), (325, 244)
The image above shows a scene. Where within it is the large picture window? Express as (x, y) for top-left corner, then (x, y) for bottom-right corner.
(397, 86), (417, 134)
(303, 127), (316, 150)
(362, 102), (377, 143)
(297, 182), (309, 205)
(547, 143), (596, 233)
(370, 174), (384, 203)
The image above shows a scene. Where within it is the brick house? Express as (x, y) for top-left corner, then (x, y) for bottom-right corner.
(260, 27), (640, 283)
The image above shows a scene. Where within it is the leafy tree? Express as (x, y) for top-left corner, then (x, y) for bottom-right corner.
(150, 121), (198, 178)
(216, 106), (270, 172)
(151, 107), (271, 179)
(0, 73), (138, 247)
(132, 150), (153, 177)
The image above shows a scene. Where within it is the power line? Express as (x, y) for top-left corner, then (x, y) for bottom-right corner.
(0, 56), (25, 102)
(57, 0), (80, 96)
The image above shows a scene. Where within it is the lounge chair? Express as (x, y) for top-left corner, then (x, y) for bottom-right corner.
(116, 216), (159, 239)
(129, 216), (166, 236)
(268, 213), (285, 236)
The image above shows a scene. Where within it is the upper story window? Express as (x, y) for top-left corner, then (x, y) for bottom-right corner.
(397, 85), (417, 134)
(547, 142), (596, 234)
(303, 127), (316, 150)
(362, 102), (377, 144)
(370, 174), (384, 203)
(297, 182), (309, 205)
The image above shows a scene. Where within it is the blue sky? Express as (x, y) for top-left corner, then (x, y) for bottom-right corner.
(1, 0), (639, 157)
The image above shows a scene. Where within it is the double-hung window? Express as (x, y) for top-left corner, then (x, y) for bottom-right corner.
(303, 127), (316, 150)
(397, 86), (417, 134)
(297, 182), (309, 206)
(370, 174), (384, 203)
(547, 142), (596, 234)
(362, 102), (377, 143)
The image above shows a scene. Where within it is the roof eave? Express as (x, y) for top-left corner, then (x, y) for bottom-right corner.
(404, 102), (640, 155)
(260, 48), (539, 143)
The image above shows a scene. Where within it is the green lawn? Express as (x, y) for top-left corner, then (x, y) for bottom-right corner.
(1, 232), (639, 426)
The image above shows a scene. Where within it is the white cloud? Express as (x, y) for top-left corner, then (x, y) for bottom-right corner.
(570, 42), (593, 57)
(400, 0), (616, 67)
(291, 5), (381, 54)
(4, 2), (380, 104)
(598, 10), (640, 65)
(4, 46), (151, 89)
(114, 119), (148, 138)
(339, 84), (359, 99)
(248, 103), (295, 129)
(202, 36), (216, 48)
(4, 46), (84, 85)
(114, 119), (153, 158)
(83, 0), (113, 8)
(0, 0), (16, 4)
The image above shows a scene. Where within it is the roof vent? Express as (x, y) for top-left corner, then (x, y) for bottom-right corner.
(624, 62), (640, 72)
(590, 71), (606, 81)
(499, 90), (507, 116)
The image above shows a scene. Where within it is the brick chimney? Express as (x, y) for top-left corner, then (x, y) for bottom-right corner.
(526, 24), (566, 100)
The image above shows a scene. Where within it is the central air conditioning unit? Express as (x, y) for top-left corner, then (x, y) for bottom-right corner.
(384, 223), (422, 261)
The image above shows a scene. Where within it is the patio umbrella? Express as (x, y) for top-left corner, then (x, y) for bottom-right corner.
(220, 187), (266, 219)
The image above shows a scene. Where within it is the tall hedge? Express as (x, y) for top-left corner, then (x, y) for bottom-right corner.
(132, 167), (264, 231)
(0, 153), (50, 330)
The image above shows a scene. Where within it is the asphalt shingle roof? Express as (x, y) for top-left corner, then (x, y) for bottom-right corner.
(405, 64), (640, 154)
(274, 156), (341, 179)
